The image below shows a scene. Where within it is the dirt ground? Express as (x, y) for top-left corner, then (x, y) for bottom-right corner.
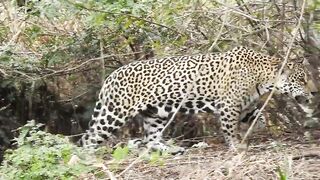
(85, 133), (320, 180)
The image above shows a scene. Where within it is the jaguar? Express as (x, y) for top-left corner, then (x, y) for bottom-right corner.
(79, 47), (318, 152)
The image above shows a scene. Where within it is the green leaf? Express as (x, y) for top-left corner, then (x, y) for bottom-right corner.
(277, 166), (287, 180)
(93, 13), (107, 27)
(149, 150), (166, 166)
(112, 146), (129, 161)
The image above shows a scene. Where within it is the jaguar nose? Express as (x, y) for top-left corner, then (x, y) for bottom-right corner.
(295, 95), (310, 104)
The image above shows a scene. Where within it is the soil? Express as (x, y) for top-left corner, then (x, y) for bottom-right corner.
(83, 132), (320, 179)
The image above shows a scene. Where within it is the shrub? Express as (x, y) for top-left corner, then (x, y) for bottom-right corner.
(0, 120), (96, 180)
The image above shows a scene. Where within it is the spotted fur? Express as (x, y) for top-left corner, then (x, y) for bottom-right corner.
(79, 47), (317, 151)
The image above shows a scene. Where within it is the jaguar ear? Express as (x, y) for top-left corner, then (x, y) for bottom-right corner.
(278, 61), (294, 75)
(286, 62), (295, 70)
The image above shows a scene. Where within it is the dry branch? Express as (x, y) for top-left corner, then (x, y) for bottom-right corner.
(241, 0), (307, 145)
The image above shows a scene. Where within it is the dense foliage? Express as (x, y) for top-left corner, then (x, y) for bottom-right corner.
(0, 120), (97, 179)
(1, 0), (319, 81)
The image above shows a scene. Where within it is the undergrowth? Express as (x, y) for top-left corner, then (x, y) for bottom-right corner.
(0, 120), (171, 179)
(0, 120), (97, 180)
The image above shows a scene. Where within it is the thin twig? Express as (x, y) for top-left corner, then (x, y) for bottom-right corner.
(0, 68), (8, 77)
(207, 11), (228, 52)
(99, 33), (105, 85)
(241, 0), (307, 145)
(0, 104), (11, 112)
(66, 133), (86, 138)
(94, 163), (117, 180)
(55, 91), (89, 103)
(35, 52), (142, 80)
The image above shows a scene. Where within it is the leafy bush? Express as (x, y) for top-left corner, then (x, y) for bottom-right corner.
(0, 120), (97, 180)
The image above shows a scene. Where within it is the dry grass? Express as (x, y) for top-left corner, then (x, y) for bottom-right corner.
(95, 135), (320, 180)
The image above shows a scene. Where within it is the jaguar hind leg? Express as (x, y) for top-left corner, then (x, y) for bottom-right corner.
(140, 108), (185, 154)
(80, 100), (128, 148)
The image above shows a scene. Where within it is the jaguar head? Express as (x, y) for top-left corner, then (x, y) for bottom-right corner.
(276, 60), (318, 105)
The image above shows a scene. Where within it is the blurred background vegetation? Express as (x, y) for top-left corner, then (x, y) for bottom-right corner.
(0, 0), (320, 162)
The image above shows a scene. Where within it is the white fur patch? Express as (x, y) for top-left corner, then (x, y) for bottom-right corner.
(298, 104), (314, 117)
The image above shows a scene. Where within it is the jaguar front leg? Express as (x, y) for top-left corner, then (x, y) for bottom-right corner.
(218, 103), (246, 151)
